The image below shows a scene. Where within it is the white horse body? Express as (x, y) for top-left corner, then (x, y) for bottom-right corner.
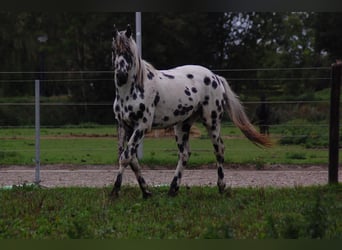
(153, 65), (223, 128)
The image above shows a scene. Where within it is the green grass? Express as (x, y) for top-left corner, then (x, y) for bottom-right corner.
(0, 184), (341, 239)
(0, 124), (336, 166)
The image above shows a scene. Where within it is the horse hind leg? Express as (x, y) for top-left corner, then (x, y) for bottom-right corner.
(205, 122), (226, 194)
(168, 122), (192, 196)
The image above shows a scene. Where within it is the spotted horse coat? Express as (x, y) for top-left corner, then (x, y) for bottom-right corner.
(111, 24), (271, 198)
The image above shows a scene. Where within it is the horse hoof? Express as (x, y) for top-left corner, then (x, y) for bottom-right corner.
(218, 183), (226, 194)
(168, 189), (179, 197)
(110, 188), (120, 199)
(143, 191), (152, 199)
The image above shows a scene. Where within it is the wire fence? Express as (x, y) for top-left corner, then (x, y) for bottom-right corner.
(0, 66), (335, 128)
(0, 66), (340, 167)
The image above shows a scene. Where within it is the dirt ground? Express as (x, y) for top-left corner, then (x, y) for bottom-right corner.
(1, 164), (340, 188)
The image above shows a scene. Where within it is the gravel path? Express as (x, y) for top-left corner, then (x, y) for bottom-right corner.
(0, 164), (340, 188)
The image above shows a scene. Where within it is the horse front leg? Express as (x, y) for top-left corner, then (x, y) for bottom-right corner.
(111, 163), (126, 198)
(130, 156), (152, 199)
(111, 124), (131, 198)
(112, 128), (151, 199)
(117, 122), (126, 157)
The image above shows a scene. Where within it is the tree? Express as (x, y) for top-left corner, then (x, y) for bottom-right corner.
(141, 13), (225, 69)
(313, 13), (342, 61)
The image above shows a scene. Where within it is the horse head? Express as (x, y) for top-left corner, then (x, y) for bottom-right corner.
(112, 24), (136, 86)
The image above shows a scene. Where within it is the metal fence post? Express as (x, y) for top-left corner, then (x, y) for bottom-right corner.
(329, 62), (341, 184)
(35, 79), (41, 185)
(136, 12), (143, 159)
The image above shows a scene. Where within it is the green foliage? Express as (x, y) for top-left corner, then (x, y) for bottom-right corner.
(0, 185), (341, 239)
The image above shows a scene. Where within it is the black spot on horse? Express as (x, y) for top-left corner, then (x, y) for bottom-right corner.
(218, 166), (224, 178)
(162, 73), (175, 79)
(139, 103), (145, 112)
(124, 149), (129, 159)
(163, 116), (169, 122)
(184, 105), (193, 113)
(204, 76), (211, 85)
(147, 71), (154, 80)
(129, 112), (137, 120)
(119, 59), (125, 68)
(154, 93), (160, 106)
(214, 143), (219, 153)
(187, 74), (194, 79)
(212, 81), (218, 89)
(130, 147), (136, 156)
(215, 100), (222, 112)
(122, 51), (133, 66)
(178, 143), (184, 153)
(116, 72), (128, 86)
(138, 175), (146, 186)
(203, 95), (210, 106)
(114, 104), (120, 112)
(174, 110), (180, 116)
(133, 130), (143, 143)
(184, 88), (191, 96)
(136, 110), (144, 120)
(169, 176), (179, 194)
(211, 111), (218, 119)
(191, 87), (197, 93)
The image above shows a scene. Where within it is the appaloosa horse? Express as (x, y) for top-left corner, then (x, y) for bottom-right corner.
(111, 24), (271, 198)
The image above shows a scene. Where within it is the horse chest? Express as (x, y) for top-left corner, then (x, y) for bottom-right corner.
(114, 93), (153, 126)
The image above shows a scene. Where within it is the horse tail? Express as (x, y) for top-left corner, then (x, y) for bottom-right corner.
(218, 76), (272, 148)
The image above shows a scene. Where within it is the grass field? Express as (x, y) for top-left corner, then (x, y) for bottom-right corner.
(0, 123), (335, 166)
(1, 124), (341, 240)
(0, 184), (341, 239)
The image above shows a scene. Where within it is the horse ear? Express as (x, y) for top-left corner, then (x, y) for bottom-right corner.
(112, 24), (118, 39)
(125, 24), (132, 38)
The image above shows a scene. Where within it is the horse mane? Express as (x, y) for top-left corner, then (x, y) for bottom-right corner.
(135, 56), (157, 90)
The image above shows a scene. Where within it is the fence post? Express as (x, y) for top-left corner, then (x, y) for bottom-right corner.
(136, 12), (143, 159)
(329, 62), (341, 184)
(35, 79), (41, 185)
